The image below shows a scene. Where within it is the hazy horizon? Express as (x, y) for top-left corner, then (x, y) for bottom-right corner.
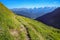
(0, 0), (60, 9)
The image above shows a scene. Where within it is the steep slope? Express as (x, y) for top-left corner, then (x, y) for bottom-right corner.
(0, 3), (29, 40)
(36, 7), (60, 29)
(0, 3), (60, 40)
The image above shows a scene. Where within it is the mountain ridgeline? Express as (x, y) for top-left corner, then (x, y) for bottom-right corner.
(0, 3), (60, 40)
(11, 7), (56, 19)
(36, 7), (60, 29)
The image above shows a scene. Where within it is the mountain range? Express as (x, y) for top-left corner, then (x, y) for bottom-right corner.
(36, 7), (60, 29)
(11, 7), (56, 19)
(0, 3), (60, 40)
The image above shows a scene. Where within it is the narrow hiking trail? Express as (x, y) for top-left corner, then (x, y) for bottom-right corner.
(16, 17), (45, 40)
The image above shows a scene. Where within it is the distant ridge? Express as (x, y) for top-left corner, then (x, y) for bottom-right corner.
(11, 7), (56, 19)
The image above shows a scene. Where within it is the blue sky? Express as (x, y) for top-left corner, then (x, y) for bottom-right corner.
(0, 0), (60, 8)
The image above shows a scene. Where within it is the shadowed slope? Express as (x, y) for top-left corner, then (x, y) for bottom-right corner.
(36, 7), (60, 29)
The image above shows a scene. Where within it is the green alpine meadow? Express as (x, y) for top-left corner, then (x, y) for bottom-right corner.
(0, 3), (60, 40)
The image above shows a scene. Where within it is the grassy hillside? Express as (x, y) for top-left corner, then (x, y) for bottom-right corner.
(0, 3), (60, 40)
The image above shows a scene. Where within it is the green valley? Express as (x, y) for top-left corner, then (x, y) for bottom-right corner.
(0, 3), (60, 40)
